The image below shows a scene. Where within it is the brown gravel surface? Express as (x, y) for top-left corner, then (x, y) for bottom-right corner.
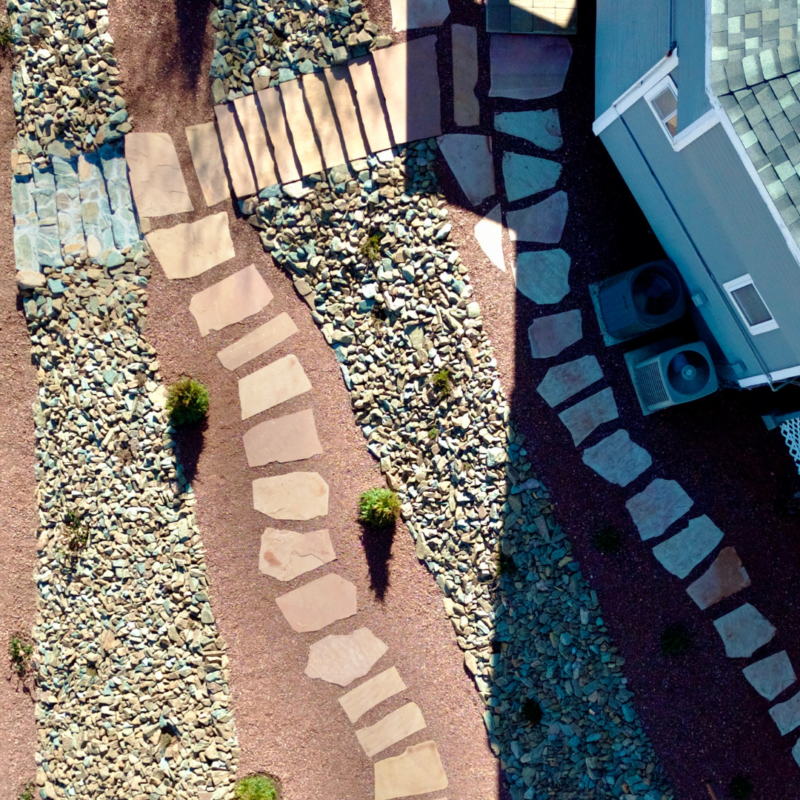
(108, 3), (502, 798)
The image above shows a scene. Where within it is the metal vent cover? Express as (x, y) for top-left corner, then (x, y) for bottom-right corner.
(635, 361), (670, 409)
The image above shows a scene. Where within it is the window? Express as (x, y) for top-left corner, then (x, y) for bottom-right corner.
(645, 77), (678, 140)
(723, 275), (778, 335)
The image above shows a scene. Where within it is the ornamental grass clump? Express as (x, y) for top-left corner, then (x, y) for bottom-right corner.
(730, 775), (754, 800)
(591, 525), (623, 554)
(8, 633), (33, 678)
(359, 488), (401, 528)
(234, 774), (279, 800)
(660, 622), (693, 656)
(166, 377), (209, 427)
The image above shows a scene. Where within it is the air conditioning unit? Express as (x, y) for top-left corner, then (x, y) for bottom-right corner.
(631, 341), (718, 413)
(597, 259), (686, 340)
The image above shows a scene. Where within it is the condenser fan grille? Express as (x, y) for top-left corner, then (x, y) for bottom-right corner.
(632, 266), (683, 317)
(666, 350), (712, 395)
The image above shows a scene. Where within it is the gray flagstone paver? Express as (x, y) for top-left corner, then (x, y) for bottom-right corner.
(625, 478), (694, 541)
(686, 546), (751, 609)
(495, 109), (562, 150)
(537, 355), (603, 407)
(305, 627), (388, 686)
(651, 515), (724, 579)
(714, 603), (776, 658)
(489, 34), (573, 99)
(349, 57), (393, 153)
(257, 86), (302, 184)
(276, 573), (357, 632)
(743, 651), (796, 701)
(252, 471), (329, 520)
(217, 311), (298, 371)
(233, 92), (279, 190)
(515, 249), (570, 304)
(238, 354), (312, 419)
(280, 78), (325, 176)
(558, 387), (618, 446)
(259, 528), (336, 582)
(452, 25), (479, 127)
(474, 203), (506, 271)
(214, 103), (258, 198)
(303, 71), (348, 169)
(528, 309), (582, 358)
(186, 121), (230, 206)
(507, 190), (569, 243)
(374, 741), (449, 800)
(125, 132), (194, 216)
(390, 0), (449, 30)
(770, 689), (800, 735)
(437, 134), (495, 205)
(503, 152), (562, 202)
(356, 702), (427, 757)
(339, 667), (408, 723)
(52, 156), (87, 259)
(582, 429), (652, 486)
(243, 408), (323, 466)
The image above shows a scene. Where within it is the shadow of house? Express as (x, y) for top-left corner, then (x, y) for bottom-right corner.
(175, 0), (213, 88)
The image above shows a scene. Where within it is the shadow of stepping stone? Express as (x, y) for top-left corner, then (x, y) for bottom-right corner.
(252, 471), (329, 520)
(651, 515), (724, 579)
(437, 134), (495, 206)
(305, 627), (388, 686)
(474, 203), (506, 271)
(489, 35), (573, 100)
(238, 354), (312, 420)
(582, 429), (652, 486)
(625, 478), (694, 541)
(338, 667), (408, 723)
(558, 387), (618, 446)
(743, 651), (796, 700)
(515, 249), (570, 304)
(218, 312), (298, 371)
(528, 309), (582, 358)
(537, 355), (603, 407)
(686, 546), (751, 609)
(495, 109), (562, 150)
(356, 702), (427, 757)
(375, 741), (449, 800)
(770, 689), (800, 735)
(276, 573), (357, 632)
(713, 603), (776, 658)
(243, 408), (322, 466)
(503, 152), (561, 203)
(259, 528), (336, 582)
(507, 191), (569, 243)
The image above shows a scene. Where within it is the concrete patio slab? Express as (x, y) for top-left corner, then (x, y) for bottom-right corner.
(626, 478), (694, 541)
(558, 387), (618, 446)
(253, 471), (328, 520)
(280, 79), (324, 176)
(495, 109), (562, 150)
(489, 35), (573, 99)
(390, 0), (449, 30)
(243, 408), (323, 466)
(125, 132), (193, 217)
(146, 212), (235, 280)
(437, 134), (494, 205)
(357, 702), (427, 757)
(528, 309), (582, 358)
(259, 527), (336, 582)
(349, 57), (393, 153)
(218, 311), (298, 370)
(186, 122), (230, 207)
(515, 248), (570, 304)
(238, 354), (312, 419)
(214, 104), (257, 198)
(582, 429), (652, 486)
(276, 573), (357, 632)
(474, 203), (506, 271)
(503, 153), (562, 202)
(339, 667), (408, 723)
(257, 86), (301, 184)
(770, 689), (800, 735)
(687, 546), (751, 609)
(305, 627), (388, 686)
(374, 741), (449, 800)
(652, 515), (724, 579)
(232, 92), (279, 190)
(537, 355), (603, 407)
(452, 25), (479, 127)
(507, 191), (569, 243)
(303, 72), (347, 169)
(714, 603), (776, 658)
(744, 651), (796, 701)
(324, 65), (369, 162)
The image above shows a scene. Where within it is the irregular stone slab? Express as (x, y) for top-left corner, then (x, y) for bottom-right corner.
(390, 0), (449, 30)
(280, 79), (324, 176)
(232, 93), (279, 190)
(744, 651), (796, 701)
(146, 212), (235, 280)
(253, 471), (329, 520)
(305, 627), (388, 686)
(189, 264), (273, 336)
(374, 741), (449, 800)
(687, 547), (751, 610)
(125, 132), (194, 217)
(507, 191), (569, 243)
(77, 153), (116, 262)
(243, 408), (323, 466)
(324, 66), (369, 162)
(452, 25), (479, 127)
(238, 354), (312, 420)
(528, 309), (582, 358)
(582, 430), (652, 487)
(214, 103), (258, 198)
(558, 387), (618, 446)
(256, 87), (301, 185)
(652, 515), (724, 579)
(503, 152), (562, 203)
(349, 57), (393, 153)
(16, 270), (46, 290)
(357, 702), (427, 757)
(770, 690), (800, 735)
(372, 37), (442, 145)
(303, 72), (347, 169)
(515, 249), (570, 304)
(437, 134), (494, 205)
(276, 573), (357, 632)
(495, 109), (562, 150)
(31, 165), (63, 267)
(714, 603), (776, 658)
(259, 528), (336, 582)
(489, 34), (573, 100)
(474, 203), (506, 271)
(339, 667), (408, 723)
(186, 122), (230, 206)
(99, 144), (140, 252)
(12, 178), (41, 271)
(217, 312), (298, 371)
(537, 355), (603, 407)
(626, 478), (694, 541)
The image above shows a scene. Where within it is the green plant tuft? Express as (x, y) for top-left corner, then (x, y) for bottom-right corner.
(166, 377), (209, 427)
(8, 633), (33, 678)
(431, 368), (452, 398)
(591, 525), (623, 554)
(522, 697), (542, 725)
(660, 622), (693, 656)
(17, 782), (34, 800)
(359, 487), (401, 528)
(63, 510), (91, 552)
(497, 552), (517, 576)
(359, 231), (382, 263)
(235, 774), (279, 800)
(0, 21), (13, 51)
(427, 426), (438, 440)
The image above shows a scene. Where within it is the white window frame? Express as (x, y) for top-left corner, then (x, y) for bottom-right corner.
(723, 274), (779, 335)
(645, 76), (679, 144)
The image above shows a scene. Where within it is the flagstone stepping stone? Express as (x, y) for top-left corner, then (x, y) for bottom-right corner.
(582, 430), (652, 487)
(280, 79), (325, 176)
(537, 355), (603, 407)
(218, 312), (298, 371)
(189, 264), (273, 337)
(257, 87), (301, 184)
(357, 702), (427, 757)
(507, 191), (569, 243)
(437, 134), (494, 206)
(373, 37), (442, 145)
(558, 387), (618, 446)
(186, 122), (230, 207)
(528, 309), (582, 358)
(125, 132), (194, 217)
(303, 72), (347, 169)
(349, 57), (393, 154)
(325, 66), (369, 162)
(651, 515), (724, 579)
(276, 573), (357, 632)
(515, 249), (570, 304)
(243, 408), (322, 466)
(305, 627), (388, 686)
(770, 689), (800, 735)
(744, 651), (796, 701)
(687, 547), (751, 609)
(374, 741), (449, 800)
(495, 109), (562, 150)
(390, 0), (449, 30)
(238, 354), (312, 419)
(232, 93), (279, 190)
(714, 603), (776, 658)
(626, 478), (694, 541)
(339, 667), (408, 723)
(503, 153), (562, 203)
(214, 104), (258, 198)
(259, 527), (336, 582)
(489, 34), (573, 100)
(146, 212), (236, 280)
(452, 25), (479, 127)
(253, 471), (329, 520)
(474, 203), (506, 271)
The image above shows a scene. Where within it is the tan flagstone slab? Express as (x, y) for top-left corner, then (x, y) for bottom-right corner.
(257, 87), (301, 184)
(189, 264), (273, 336)
(186, 122), (229, 207)
(452, 24), (479, 127)
(390, 0), (450, 30)
(276, 573), (357, 632)
(280, 79), (324, 176)
(474, 203), (506, 271)
(743, 651), (796, 701)
(214, 103), (257, 198)
(687, 546), (751, 610)
(372, 37), (442, 145)
(714, 603), (776, 658)
(253, 471), (329, 520)
(218, 311), (298, 370)
(259, 527), (336, 581)
(626, 478), (694, 541)
(374, 741), (448, 800)
(238, 354), (312, 419)
(305, 627), (388, 686)
(125, 132), (193, 218)
(437, 134), (494, 206)
(338, 667), (408, 723)
(303, 72), (348, 169)
(357, 702), (427, 758)
(652, 515), (724, 579)
(324, 66), (369, 162)
(233, 93), (279, 190)
(349, 57), (393, 153)
(146, 212), (235, 280)
(557, 387), (618, 446)
(243, 408), (323, 466)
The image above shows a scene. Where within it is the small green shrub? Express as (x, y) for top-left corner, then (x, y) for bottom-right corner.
(166, 377), (209, 427)
(235, 774), (278, 800)
(17, 782), (34, 800)
(431, 368), (452, 398)
(497, 552), (517, 576)
(63, 510), (91, 552)
(729, 775), (753, 800)
(360, 231), (382, 262)
(0, 22), (13, 51)
(660, 623), (693, 656)
(522, 697), (542, 725)
(8, 633), (33, 678)
(427, 427), (438, 440)
(359, 488), (401, 528)
(591, 526), (622, 554)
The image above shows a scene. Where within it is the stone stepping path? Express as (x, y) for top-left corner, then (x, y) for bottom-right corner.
(686, 546), (750, 609)
(515, 249), (570, 304)
(744, 651), (796, 700)
(489, 35), (573, 99)
(356, 702), (427, 758)
(125, 132), (193, 218)
(714, 603), (776, 658)
(259, 528), (336, 582)
(390, 0), (450, 31)
(215, 102), (259, 197)
(495, 109), (562, 150)
(252, 471), (329, 520)
(528, 309), (582, 359)
(625, 478), (694, 541)
(474, 204), (506, 271)
(189, 264), (273, 336)
(437, 134), (495, 206)
(651, 515), (725, 579)
(305, 628), (389, 686)
(276, 573), (358, 632)
(452, 25), (479, 127)
(339, 667), (408, 723)
(243, 408), (323, 467)
(238, 354), (312, 419)
(558, 387), (619, 446)
(507, 190), (569, 243)
(217, 311), (298, 371)
(186, 122), (229, 207)
(770, 690), (800, 736)
(581, 429), (652, 487)
(374, 741), (449, 800)
(502, 152), (561, 203)
(536, 355), (603, 407)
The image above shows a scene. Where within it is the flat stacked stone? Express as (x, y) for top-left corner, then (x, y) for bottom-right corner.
(11, 175), (40, 272)
(99, 143), (141, 251)
(52, 156), (87, 260)
(77, 153), (117, 265)
(31, 165), (63, 268)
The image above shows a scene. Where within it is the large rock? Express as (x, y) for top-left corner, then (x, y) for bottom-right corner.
(503, 152), (561, 202)
(625, 478), (694, 541)
(437, 134), (495, 206)
(276, 573), (357, 632)
(686, 546), (751, 609)
(713, 603), (776, 658)
(507, 191), (568, 243)
(495, 109), (562, 150)
(743, 651), (796, 701)
(528, 309), (582, 358)
(252, 471), (329, 520)
(259, 528), (336, 581)
(489, 35), (573, 99)
(582, 430), (652, 487)
(515, 249), (570, 304)
(558, 387), (619, 446)
(651, 515), (724, 579)
(537, 355), (603, 407)
(305, 627), (388, 686)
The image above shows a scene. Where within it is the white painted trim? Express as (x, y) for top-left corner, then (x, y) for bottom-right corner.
(672, 108), (720, 151)
(723, 274), (779, 334)
(739, 364), (800, 388)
